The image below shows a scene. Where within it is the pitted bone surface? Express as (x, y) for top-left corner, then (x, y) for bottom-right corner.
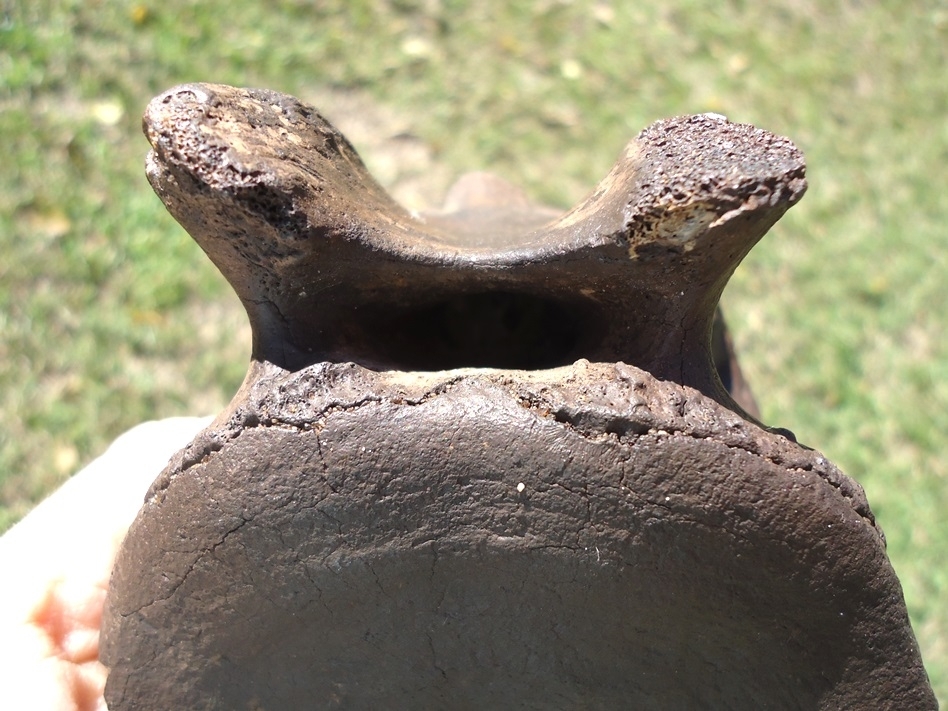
(141, 83), (806, 417)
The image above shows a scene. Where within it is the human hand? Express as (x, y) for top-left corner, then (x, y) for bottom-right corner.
(0, 417), (210, 711)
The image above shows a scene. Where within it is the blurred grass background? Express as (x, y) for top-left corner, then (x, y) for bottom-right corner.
(1, 0), (945, 698)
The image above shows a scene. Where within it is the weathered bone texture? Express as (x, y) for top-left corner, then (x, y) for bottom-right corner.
(101, 84), (936, 709)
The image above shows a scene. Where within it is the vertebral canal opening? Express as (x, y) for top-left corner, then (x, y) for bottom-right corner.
(354, 291), (604, 371)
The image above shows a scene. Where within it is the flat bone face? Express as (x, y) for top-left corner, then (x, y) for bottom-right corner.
(101, 85), (937, 710)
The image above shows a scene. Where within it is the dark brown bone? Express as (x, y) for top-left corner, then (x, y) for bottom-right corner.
(139, 84), (798, 421)
(101, 84), (936, 709)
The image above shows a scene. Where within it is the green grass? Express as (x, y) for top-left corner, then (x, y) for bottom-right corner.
(2, 0), (946, 699)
